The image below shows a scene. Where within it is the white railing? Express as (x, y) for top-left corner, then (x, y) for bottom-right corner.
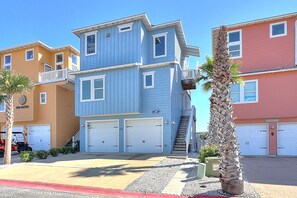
(185, 105), (197, 154)
(72, 130), (80, 148)
(183, 109), (192, 116)
(182, 69), (197, 80)
(39, 68), (74, 84)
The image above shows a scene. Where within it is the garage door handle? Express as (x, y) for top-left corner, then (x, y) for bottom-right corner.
(102, 141), (105, 143)
(156, 125), (162, 127)
(88, 145), (94, 147)
(156, 145), (162, 147)
(260, 147), (267, 149)
(126, 145), (132, 147)
(142, 140), (145, 143)
(114, 126), (118, 128)
(278, 130), (284, 132)
(126, 126), (132, 128)
(113, 145), (118, 147)
(278, 147), (284, 149)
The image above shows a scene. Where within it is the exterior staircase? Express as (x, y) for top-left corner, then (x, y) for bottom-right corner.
(172, 116), (190, 154)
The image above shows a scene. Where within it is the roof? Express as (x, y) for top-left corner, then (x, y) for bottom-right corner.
(72, 13), (199, 57)
(0, 41), (80, 54)
(213, 12), (297, 30)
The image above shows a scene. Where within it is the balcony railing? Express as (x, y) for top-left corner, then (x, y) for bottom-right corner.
(181, 69), (197, 90)
(39, 69), (74, 84)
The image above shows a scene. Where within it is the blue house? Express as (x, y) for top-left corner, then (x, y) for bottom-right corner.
(72, 14), (199, 154)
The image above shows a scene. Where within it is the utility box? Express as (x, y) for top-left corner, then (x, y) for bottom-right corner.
(205, 157), (220, 177)
(197, 163), (206, 179)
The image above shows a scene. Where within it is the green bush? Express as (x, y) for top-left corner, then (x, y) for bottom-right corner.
(70, 147), (77, 154)
(199, 145), (219, 163)
(49, 148), (59, 157)
(20, 151), (34, 162)
(61, 146), (72, 154)
(35, 150), (49, 159)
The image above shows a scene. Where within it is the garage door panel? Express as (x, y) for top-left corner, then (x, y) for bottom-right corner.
(3, 126), (24, 142)
(278, 123), (297, 156)
(28, 125), (50, 151)
(235, 124), (268, 156)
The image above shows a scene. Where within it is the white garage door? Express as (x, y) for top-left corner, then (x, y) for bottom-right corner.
(3, 126), (25, 142)
(236, 124), (268, 156)
(87, 120), (119, 152)
(28, 125), (51, 151)
(278, 123), (297, 156)
(125, 118), (163, 153)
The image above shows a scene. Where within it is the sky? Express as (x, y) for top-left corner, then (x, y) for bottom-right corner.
(1, 0), (296, 132)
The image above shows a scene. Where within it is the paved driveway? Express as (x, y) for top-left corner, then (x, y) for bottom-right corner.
(0, 153), (165, 190)
(242, 157), (297, 198)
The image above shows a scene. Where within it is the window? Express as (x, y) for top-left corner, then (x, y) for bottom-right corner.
(85, 31), (97, 56)
(0, 102), (4, 112)
(44, 64), (52, 72)
(71, 54), (78, 71)
(80, 75), (105, 102)
(118, 23), (133, 33)
(227, 30), (242, 58)
(40, 92), (47, 104)
(153, 32), (167, 58)
(270, 21), (287, 38)
(230, 80), (258, 104)
(55, 53), (63, 70)
(143, 71), (155, 89)
(25, 49), (34, 61)
(4, 54), (12, 70)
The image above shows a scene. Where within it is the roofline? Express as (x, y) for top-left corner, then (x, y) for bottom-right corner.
(213, 12), (297, 30)
(239, 67), (297, 77)
(0, 41), (80, 54)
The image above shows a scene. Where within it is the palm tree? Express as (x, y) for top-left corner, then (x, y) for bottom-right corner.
(0, 69), (33, 164)
(197, 56), (243, 145)
(212, 26), (244, 195)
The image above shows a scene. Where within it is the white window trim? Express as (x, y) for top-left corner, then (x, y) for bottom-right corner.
(232, 80), (258, 104)
(85, 31), (97, 56)
(4, 54), (12, 70)
(118, 22), (133, 33)
(143, 71), (155, 89)
(227, 29), (242, 59)
(270, 21), (287, 38)
(80, 75), (106, 102)
(40, 92), (47, 104)
(55, 52), (64, 70)
(25, 49), (34, 61)
(71, 53), (78, 71)
(153, 32), (168, 58)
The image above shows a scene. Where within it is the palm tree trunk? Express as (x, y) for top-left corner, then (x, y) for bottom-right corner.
(3, 94), (14, 165)
(208, 87), (220, 146)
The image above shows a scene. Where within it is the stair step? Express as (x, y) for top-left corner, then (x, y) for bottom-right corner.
(171, 151), (187, 155)
(173, 147), (186, 151)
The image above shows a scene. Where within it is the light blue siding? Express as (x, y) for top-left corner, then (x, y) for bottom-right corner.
(140, 23), (148, 64)
(75, 66), (141, 116)
(80, 21), (142, 70)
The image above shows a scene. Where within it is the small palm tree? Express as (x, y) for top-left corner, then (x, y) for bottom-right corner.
(197, 56), (243, 145)
(213, 26), (244, 195)
(0, 69), (33, 164)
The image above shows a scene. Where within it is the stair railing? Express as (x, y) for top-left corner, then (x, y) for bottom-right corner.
(72, 130), (80, 148)
(185, 105), (196, 154)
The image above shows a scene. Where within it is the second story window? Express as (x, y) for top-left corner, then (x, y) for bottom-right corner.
(80, 75), (105, 102)
(4, 54), (12, 70)
(71, 54), (78, 71)
(55, 53), (63, 70)
(153, 32), (167, 58)
(25, 49), (34, 61)
(118, 23), (133, 33)
(231, 80), (258, 104)
(270, 21), (287, 38)
(227, 30), (242, 58)
(40, 92), (47, 104)
(143, 71), (155, 89)
(85, 31), (97, 56)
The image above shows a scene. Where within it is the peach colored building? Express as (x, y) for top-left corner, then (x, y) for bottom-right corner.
(212, 12), (297, 156)
(0, 41), (80, 150)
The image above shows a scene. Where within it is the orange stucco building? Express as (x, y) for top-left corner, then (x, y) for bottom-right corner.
(213, 12), (297, 156)
(0, 41), (80, 150)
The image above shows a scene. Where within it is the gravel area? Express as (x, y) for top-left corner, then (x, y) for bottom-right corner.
(182, 164), (260, 198)
(125, 157), (185, 194)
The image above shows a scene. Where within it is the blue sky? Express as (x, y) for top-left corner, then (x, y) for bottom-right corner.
(1, 0), (296, 131)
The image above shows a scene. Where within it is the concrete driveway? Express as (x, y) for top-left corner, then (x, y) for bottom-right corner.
(242, 157), (297, 198)
(0, 153), (165, 190)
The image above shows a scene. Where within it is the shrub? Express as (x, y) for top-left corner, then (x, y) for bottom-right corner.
(70, 147), (77, 154)
(199, 145), (220, 163)
(35, 150), (49, 159)
(61, 146), (72, 154)
(20, 151), (34, 162)
(49, 148), (59, 157)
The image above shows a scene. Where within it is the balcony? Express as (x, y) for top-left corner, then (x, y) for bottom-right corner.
(181, 69), (197, 90)
(38, 68), (74, 84)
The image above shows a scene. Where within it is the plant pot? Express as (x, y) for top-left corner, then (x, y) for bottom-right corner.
(197, 163), (206, 179)
(205, 157), (220, 177)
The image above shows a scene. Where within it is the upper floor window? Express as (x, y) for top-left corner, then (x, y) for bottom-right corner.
(227, 30), (242, 58)
(4, 54), (12, 70)
(85, 31), (97, 56)
(143, 71), (155, 89)
(55, 53), (63, 70)
(0, 95), (5, 112)
(270, 21), (287, 38)
(25, 49), (34, 61)
(71, 54), (78, 71)
(231, 80), (258, 104)
(80, 75), (105, 102)
(40, 92), (47, 104)
(118, 23), (133, 33)
(153, 32), (167, 58)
